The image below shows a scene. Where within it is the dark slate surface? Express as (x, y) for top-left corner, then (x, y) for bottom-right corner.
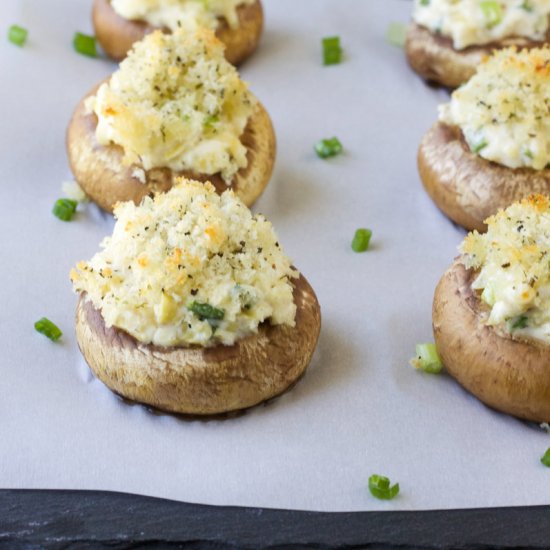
(1, 490), (550, 548)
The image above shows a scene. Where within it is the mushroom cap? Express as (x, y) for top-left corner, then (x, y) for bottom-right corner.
(433, 260), (550, 422)
(76, 273), (322, 416)
(418, 122), (550, 232)
(405, 22), (550, 88)
(92, 0), (264, 65)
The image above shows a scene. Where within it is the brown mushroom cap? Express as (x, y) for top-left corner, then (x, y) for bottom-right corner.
(405, 22), (550, 89)
(76, 273), (321, 416)
(66, 83), (276, 213)
(433, 260), (550, 422)
(418, 122), (550, 232)
(92, 0), (264, 65)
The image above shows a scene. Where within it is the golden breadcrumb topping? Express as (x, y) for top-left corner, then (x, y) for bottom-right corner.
(86, 27), (256, 183)
(460, 194), (550, 343)
(71, 179), (298, 347)
(439, 46), (550, 170)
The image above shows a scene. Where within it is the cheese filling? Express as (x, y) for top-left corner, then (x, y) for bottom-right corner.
(413, 0), (550, 50)
(86, 27), (256, 183)
(439, 46), (550, 170)
(460, 194), (550, 344)
(111, 0), (255, 31)
(71, 179), (298, 348)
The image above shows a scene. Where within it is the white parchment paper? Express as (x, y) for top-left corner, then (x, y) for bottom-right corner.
(1, 0), (549, 512)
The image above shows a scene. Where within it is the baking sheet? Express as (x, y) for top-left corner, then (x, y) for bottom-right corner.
(1, 0), (549, 512)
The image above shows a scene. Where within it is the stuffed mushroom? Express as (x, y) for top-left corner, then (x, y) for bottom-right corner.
(406, 0), (550, 88)
(418, 46), (550, 231)
(92, 0), (264, 65)
(433, 194), (550, 422)
(67, 26), (276, 213)
(70, 179), (321, 415)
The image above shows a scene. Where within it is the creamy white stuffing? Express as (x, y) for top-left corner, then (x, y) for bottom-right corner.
(111, 0), (255, 31)
(71, 179), (298, 347)
(439, 46), (550, 170)
(86, 27), (256, 183)
(413, 0), (550, 50)
(460, 194), (550, 344)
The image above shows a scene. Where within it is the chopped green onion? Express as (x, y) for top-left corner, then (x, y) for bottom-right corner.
(521, 0), (534, 11)
(386, 23), (408, 48)
(73, 32), (97, 57)
(351, 228), (372, 253)
(410, 343), (443, 374)
(204, 114), (219, 128)
(480, 1), (503, 28)
(509, 314), (529, 331)
(189, 302), (225, 326)
(541, 448), (550, 467)
(322, 36), (342, 65)
(34, 318), (63, 342)
(315, 137), (343, 159)
(420, 0), (430, 5)
(8, 24), (28, 47)
(368, 475), (400, 500)
(53, 198), (78, 221)
(468, 136), (488, 154)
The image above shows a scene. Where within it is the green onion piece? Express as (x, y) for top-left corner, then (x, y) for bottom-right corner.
(315, 137), (343, 159)
(411, 343), (443, 374)
(204, 114), (219, 128)
(351, 228), (372, 253)
(53, 198), (78, 221)
(509, 314), (529, 331)
(73, 32), (97, 57)
(420, 0), (430, 5)
(468, 136), (488, 154)
(189, 302), (225, 325)
(34, 317), (63, 342)
(322, 36), (342, 65)
(8, 24), (28, 47)
(386, 23), (408, 48)
(541, 448), (550, 467)
(480, 1), (503, 28)
(520, 0), (533, 11)
(368, 475), (400, 500)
